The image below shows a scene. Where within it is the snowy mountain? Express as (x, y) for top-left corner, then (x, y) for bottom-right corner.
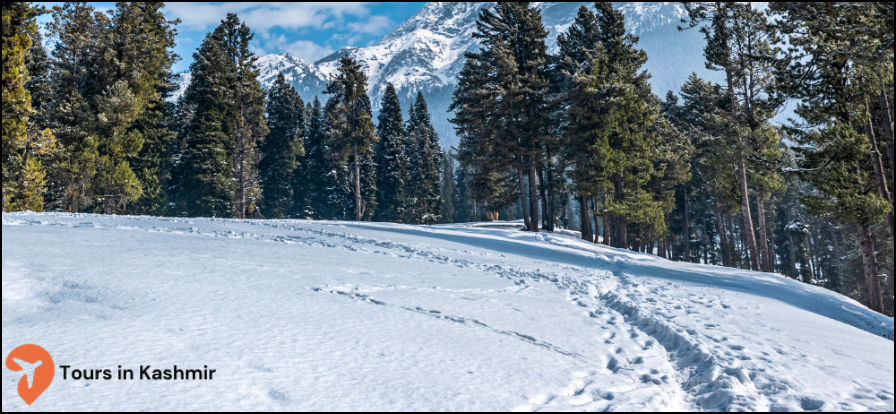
(174, 2), (723, 148)
(3, 212), (893, 411)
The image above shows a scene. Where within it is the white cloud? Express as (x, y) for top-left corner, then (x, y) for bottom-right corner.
(258, 34), (334, 62)
(164, 2), (371, 31)
(347, 15), (394, 34)
(284, 40), (335, 62)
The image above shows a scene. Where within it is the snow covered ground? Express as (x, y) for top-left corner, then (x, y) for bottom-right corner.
(2, 212), (893, 411)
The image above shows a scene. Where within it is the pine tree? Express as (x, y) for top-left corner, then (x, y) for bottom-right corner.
(44, 2), (107, 212)
(356, 93), (377, 220)
(295, 97), (326, 218)
(407, 92), (443, 225)
(170, 13), (267, 218)
(440, 150), (456, 223)
(318, 96), (352, 220)
(218, 14), (268, 218)
(2, 2), (56, 212)
(169, 32), (233, 217)
(123, 2), (180, 217)
(472, 2), (551, 231)
(260, 73), (304, 218)
(323, 55), (378, 221)
(451, 54), (515, 221)
(770, 2), (891, 313)
(373, 83), (409, 222)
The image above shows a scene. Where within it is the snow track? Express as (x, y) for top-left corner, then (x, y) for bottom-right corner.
(3, 213), (893, 411)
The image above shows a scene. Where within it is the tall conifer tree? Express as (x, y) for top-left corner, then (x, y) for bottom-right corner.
(324, 55), (378, 221)
(2, 2), (55, 212)
(260, 72), (304, 218)
(373, 83), (408, 222)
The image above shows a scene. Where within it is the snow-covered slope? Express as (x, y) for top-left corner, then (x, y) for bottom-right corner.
(3, 212), (893, 411)
(171, 2), (721, 147)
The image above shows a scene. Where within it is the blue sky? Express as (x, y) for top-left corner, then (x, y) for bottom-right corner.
(36, 2), (427, 73)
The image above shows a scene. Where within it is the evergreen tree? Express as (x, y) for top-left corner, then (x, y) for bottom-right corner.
(169, 32), (233, 217)
(373, 83), (409, 222)
(557, 2), (668, 249)
(323, 55), (378, 221)
(2, 2), (55, 212)
(124, 2), (180, 217)
(170, 13), (267, 218)
(260, 72), (304, 218)
(472, 2), (551, 231)
(88, 3), (178, 214)
(356, 93), (377, 220)
(451, 156), (475, 223)
(44, 2), (108, 213)
(451, 54), (515, 221)
(770, 2), (891, 313)
(23, 26), (50, 115)
(295, 97), (326, 218)
(218, 14), (268, 218)
(440, 150), (456, 223)
(407, 92), (443, 225)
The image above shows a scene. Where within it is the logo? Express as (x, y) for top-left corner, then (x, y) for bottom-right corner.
(5, 345), (55, 406)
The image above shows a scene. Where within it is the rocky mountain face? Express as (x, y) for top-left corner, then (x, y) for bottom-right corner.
(174, 2), (723, 148)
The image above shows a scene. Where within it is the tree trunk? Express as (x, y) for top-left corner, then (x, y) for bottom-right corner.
(579, 195), (592, 242)
(2, 187), (6, 213)
(658, 239), (666, 258)
(354, 144), (361, 221)
(528, 165), (540, 232)
(857, 221), (884, 313)
(614, 175), (627, 249)
(604, 215), (613, 247)
(682, 183), (690, 262)
(826, 220), (840, 280)
(785, 207), (796, 279)
(737, 160), (761, 271)
(104, 195), (112, 215)
(591, 197), (601, 244)
(879, 85), (894, 176)
(863, 98), (895, 240)
(756, 193), (772, 272)
(518, 167), (532, 231)
(547, 168), (555, 232)
(539, 168), (548, 231)
(713, 198), (731, 267)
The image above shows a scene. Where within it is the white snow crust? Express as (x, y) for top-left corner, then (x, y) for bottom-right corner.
(2, 212), (892, 411)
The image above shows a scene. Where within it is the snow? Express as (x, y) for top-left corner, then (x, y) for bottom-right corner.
(3, 212), (893, 411)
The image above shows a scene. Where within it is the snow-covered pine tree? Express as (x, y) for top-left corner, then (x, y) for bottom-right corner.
(373, 83), (409, 223)
(260, 72), (304, 218)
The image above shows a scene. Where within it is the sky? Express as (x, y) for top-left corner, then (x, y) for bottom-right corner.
(36, 2), (427, 73)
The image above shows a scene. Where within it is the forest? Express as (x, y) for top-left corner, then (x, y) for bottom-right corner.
(2, 2), (893, 315)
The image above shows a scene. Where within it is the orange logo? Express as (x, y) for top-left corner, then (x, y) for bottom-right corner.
(5, 345), (55, 405)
